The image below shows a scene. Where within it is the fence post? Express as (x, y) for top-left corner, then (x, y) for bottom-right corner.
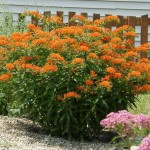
(93, 14), (100, 21)
(69, 12), (76, 26)
(141, 14), (148, 58)
(116, 15), (124, 27)
(31, 16), (38, 26)
(127, 16), (136, 61)
(81, 12), (88, 18)
(57, 11), (64, 24)
(105, 14), (112, 30)
(44, 11), (51, 17)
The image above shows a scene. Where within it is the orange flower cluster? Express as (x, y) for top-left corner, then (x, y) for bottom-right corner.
(135, 84), (150, 93)
(70, 15), (85, 22)
(85, 80), (94, 86)
(72, 58), (84, 64)
(0, 13), (149, 97)
(94, 16), (119, 26)
(98, 81), (111, 89)
(42, 64), (58, 72)
(22, 11), (43, 19)
(0, 73), (12, 81)
(90, 70), (97, 78)
(63, 92), (80, 100)
(106, 67), (116, 74)
(45, 16), (62, 24)
(87, 53), (98, 60)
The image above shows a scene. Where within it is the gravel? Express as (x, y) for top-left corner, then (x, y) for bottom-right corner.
(0, 116), (114, 150)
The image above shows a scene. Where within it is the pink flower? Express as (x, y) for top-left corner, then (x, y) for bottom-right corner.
(100, 110), (150, 137)
(138, 134), (150, 150)
(133, 114), (150, 128)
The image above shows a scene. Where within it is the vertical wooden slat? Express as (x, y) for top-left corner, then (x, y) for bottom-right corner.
(127, 16), (136, 61)
(93, 14), (100, 21)
(44, 11), (51, 17)
(31, 16), (38, 26)
(43, 11), (51, 30)
(105, 14), (112, 30)
(127, 16), (136, 29)
(141, 14), (148, 58)
(56, 11), (64, 24)
(69, 12), (76, 26)
(81, 12), (88, 18)
(116, 15), (124, 27)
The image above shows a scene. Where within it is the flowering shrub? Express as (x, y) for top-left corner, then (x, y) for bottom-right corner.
(100, 110), (150, 149)
(0, 13), (150, 140)
(138, 134), (150, 150)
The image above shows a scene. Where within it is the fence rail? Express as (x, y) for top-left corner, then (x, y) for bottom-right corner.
(18, 11), (150, 59)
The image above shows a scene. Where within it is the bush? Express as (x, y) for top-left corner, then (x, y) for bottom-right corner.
(0, 13), (150, 140)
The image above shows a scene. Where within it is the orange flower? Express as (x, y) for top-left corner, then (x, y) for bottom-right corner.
(124, 31), (137, 37)
(101, 55), (111, 61)
(106, 67), (116, 74)
(111, 37), (122, 43)
(0, 36), (9, 45)
(90, 70), (97, 78)
(83, 25), (102, 32)
(128, 71), (141, 78)
(32, 38), (48, 46)
(135, 84), (150, 93)
(85, 80), (94, 86)
(57, 95), (63, 101)
(72, 58), (84, 64)
(0, 40), (9, 45)
(77, 86), (88, 93)
(48, 53), (64, 62)
(64, 92), (80, 99)
(47, 16), (62, 24)
(99, 81), (111, 88)
(27, 24), (37, 30)
(113, 73), (122, 79)
(21, 63), (41, 72)
(78, 45), (89, 52)
(0, 73), (12, 81)
(42, 64), (58, 72)
(6, 63), (15, 70)
(90, 32), (102, 38)
(101, 75), (110, 81)
(71, 15), (85, 22)
(87, 53), (98, 59)
(125, 52), (139, 58)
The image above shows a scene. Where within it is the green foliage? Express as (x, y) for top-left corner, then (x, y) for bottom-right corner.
(0, 12), (27, 36)
(0, 14), (150, 141)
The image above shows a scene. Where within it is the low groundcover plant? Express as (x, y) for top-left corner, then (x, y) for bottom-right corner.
(100, 110), (150, 149)
(138, 134), (150, 150)
(0, 12), (150, 140)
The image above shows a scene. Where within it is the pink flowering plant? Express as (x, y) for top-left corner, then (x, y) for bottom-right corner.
(138, 134), (150, 150)
(100, 110), (150, 149)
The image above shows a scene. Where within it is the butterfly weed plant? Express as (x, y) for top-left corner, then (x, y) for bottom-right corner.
(0, 12), (150, 140)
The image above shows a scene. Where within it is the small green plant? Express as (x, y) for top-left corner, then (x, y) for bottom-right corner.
(0, 12), (27, 36)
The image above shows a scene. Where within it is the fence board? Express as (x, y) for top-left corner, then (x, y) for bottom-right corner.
(68, 12), (76, 26)
(141, 14), (148, 58)
(56, 11), (64, 24)
(93, 14), (100, 21)
(116, 15), (124, 27)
